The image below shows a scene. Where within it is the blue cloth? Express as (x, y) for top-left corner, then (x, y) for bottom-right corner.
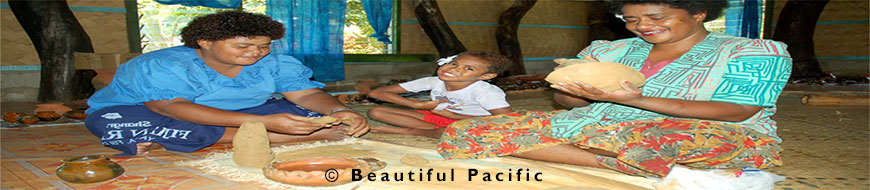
(725, 0), (762, 38)
(362, 0), (393, 44)
(154, 0), (241, 9)
(86, 46), (325, 114)
(266, 0), (347, 82)
(85, 100), (323, 156)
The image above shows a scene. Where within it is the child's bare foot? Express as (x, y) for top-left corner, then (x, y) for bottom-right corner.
(371, 126), (445, 138)
(309, 127), (351, 141)
(136, 142), (164, 155)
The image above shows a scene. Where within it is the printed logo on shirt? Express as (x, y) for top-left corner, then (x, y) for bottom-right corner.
(101, 112), (122, 119)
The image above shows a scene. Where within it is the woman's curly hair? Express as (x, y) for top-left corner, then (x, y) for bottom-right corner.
(608, 0), (728, 22)
(456, 51), (513, 75)
(180, 11), (285, 48)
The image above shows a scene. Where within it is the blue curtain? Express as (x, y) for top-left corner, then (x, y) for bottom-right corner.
(154, 0), (241, 9)
(361, 0), (393, 44)
(725, 0), (762, 38)
(267, 0), (347, 82)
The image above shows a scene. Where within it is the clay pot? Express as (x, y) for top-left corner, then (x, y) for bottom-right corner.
(36, 111), (62, 121)
(56, 155), (124, 184)
(19, 115), (39, 124)
(3, 112), (24, 123)
(263, 157), (371, 186)
(34, 103), (73, 115)
(64, 110), (88, 120)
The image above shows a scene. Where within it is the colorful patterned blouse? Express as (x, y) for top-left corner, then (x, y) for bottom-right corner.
(549, 33), (793, 142)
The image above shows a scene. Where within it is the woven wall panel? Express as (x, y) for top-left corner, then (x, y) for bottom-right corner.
(0, 0), (129, 66)
(68, 0), (124, 8)
(73, 11), (130, 54)
(814, 24), (869, 57)
(0, 9), (39, 66)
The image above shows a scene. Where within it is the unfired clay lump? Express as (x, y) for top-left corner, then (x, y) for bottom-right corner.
(233, 121), (274, 168)
(545, 62), (646, 92)
(399, 153), (429, 166)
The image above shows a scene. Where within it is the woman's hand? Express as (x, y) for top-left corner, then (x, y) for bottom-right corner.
(259, 113), (334, 135)
(551, 80), (643, 105)
(330, 110), (369, 137)
(553, 56), (599, 69)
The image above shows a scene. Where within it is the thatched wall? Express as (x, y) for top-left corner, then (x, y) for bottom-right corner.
(769, 0), (869, 77)
(0, 0), (129, 101)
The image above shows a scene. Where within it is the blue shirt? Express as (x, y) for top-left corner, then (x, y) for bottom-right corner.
(86, 46), (325, 114)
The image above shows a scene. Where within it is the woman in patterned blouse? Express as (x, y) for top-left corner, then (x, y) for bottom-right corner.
(437, 0), (792, 177)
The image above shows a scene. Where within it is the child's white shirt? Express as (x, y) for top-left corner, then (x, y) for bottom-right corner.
(399, 77), (510, 116)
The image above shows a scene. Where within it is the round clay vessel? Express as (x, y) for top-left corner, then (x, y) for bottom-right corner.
(56, 155), (124, 183)
(34, 103), (73, 115)
(64, 110), (88, 120)
(36, 111), (62, 121)
(263, 157), (370, 186)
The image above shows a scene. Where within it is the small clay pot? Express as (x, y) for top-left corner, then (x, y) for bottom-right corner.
(263, 157), (371, 186)
(34, 103), (73, 115)
(56, 155), (124, 184)
(3, 112), (24, 123)
(36, 111), (62, 121)
(19, 115), (39, 124)
(64, 110), (88, 120)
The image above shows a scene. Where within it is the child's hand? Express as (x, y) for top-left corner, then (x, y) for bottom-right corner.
(413, 100), (448, 110)
(429, 109), (453, 117)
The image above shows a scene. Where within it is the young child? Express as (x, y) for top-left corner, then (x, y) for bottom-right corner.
(367, 51), (513, 138)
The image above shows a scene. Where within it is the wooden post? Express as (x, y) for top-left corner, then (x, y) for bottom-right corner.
(411, 0), (466, 58)
(496, 0), (537, 77)
(8, 0), (97, 102)
(772, 0), (829, 80)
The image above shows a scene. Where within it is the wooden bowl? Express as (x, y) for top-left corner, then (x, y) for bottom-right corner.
(263, 157), (370, 186)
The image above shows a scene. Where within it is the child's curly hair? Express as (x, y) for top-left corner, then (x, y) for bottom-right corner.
(608, 0), (728, 22)
(180, 11), (285, 48)
(456, 51), (513, 75)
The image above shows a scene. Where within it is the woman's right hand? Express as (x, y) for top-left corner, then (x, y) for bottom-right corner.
(413, 100), (448, 110)
(260, 113), (336, 135)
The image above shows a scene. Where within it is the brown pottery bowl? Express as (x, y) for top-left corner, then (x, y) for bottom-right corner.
(56, 155), (125, 183)
(263, 157), (371, 186)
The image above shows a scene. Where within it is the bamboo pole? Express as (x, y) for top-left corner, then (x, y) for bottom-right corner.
(800, 94), (870, 106)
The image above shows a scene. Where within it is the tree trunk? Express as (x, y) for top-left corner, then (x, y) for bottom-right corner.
(587, 1), (635, 41)
(9, 0), (96, 102)
(772, 0), (828, 79)
(411, 0), (466, 58)
(496, 0), (537, 77)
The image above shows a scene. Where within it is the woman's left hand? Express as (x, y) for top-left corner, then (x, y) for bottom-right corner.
(551, 80), (643, 104)
(330, 111), (369, 137)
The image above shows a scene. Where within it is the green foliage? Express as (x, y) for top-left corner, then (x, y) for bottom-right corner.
(343, 0), (388, 54)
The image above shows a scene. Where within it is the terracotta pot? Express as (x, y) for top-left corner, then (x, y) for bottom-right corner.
(34, 103), (73, 115)
(56, 155), (124, 184)
(263, 157), (371, 186)
(36, 111), (62, 121)
(64, 110), (88, 120)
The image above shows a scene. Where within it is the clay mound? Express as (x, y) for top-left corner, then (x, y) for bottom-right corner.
(545, 62), (646, 92)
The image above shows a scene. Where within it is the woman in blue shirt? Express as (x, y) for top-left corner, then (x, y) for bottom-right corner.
(85, 11), (369, 156)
